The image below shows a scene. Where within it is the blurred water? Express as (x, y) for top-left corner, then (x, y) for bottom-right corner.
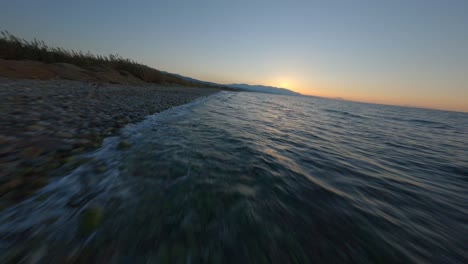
(1, 92), (468, 262)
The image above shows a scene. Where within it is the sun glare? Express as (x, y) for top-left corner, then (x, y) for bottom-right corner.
(280, 81), (290, 89)
(273, 78), (294, 89)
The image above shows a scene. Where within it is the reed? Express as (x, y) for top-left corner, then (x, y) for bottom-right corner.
(0, 31), (205, 86)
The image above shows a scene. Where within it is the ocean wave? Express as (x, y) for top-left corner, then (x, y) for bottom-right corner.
(1, 92), (467, 262)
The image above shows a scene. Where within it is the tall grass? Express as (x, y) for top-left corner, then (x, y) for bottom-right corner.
(0, 31), (211, 86)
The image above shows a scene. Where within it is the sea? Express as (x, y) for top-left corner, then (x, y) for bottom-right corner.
(1, 91), (467, 263)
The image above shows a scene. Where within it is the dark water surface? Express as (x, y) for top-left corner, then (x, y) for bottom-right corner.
(1, 92), (468, 262)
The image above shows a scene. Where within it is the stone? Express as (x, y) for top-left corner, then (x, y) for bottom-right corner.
(56, 131), (74, 138)
(57, 144), (73, 152)
(36, 121), (51, 127)
(117, 139), (131, 150)
(71, 147), (85, 155)
(95, 164), (108, 174)
(0, 179), (22, 195)
(27, 124), (46, 131)
(0, 135), (12, 145)
(0, 145), (16, 157)
(79, 207), (103, 235)
(0, 78), (216, 207)
(36, 192), (51, 202)
(67, 139), (91, 147)
(20, 146), (44, 159)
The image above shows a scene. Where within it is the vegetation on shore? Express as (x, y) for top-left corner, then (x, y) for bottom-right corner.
(0, 31), (229, 88)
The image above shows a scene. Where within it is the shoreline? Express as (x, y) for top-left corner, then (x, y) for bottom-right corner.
(0, 77), (220, 209)
(0, 91), (224, 261)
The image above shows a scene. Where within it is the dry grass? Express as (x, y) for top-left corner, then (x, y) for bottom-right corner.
(0, 31), (219, 87)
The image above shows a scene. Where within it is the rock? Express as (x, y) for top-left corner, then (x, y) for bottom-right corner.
(0, 135), (12, 145)
(24, 176), (48, 189)
(68, 139), (91, 146)
(25, 244), (47, 264)
(0, 145), (16, 157)
(60, 155), (74, 164)
(95, 164), (108, 174)
(67, 192), (95, 208)
(0, 179), (23, 195)
(57, 144), (73, 153)
(36, 121), (51, 127)
(56, 131), (74, 138)
(0, 161), (19, 176)
(36, 192), (51, 201)
(157, 244), (170, 263)
(105, 127), (117, 135)
(71, 147), (85, 155)
(27, 125), (46, 131)
(20, 146), (44, 159)
(117, 140), (131, 150)
(0, 79), (215, 207)
(79, 207), (103, 235)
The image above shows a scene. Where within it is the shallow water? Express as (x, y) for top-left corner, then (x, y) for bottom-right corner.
(1, 92), (468, 262)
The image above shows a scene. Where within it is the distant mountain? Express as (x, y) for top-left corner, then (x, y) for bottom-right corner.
(228, 84), (301, 96)
(162, 71), (242, 91)
(162, 72), (301, 96)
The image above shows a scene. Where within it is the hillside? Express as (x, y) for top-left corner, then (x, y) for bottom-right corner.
(0, 31), (229, 89)
(228, 83), (301, 96)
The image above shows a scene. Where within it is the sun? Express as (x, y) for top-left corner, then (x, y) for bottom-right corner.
(270, 77), (299, 91)
(279, 81), (291, 89)
(275, 78), (296, 89)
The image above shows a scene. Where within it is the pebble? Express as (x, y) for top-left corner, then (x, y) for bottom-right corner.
(0, 145), (15, 156)
(72, 139), (91, 146)
(56, 131), (74, 138)
(0, 179), (22, 195)
(95, 164), (108, 174)
(37, 121), (51, 126)
(79, 207), (103, 235)
(0, 78), (219, 206)
(20, 146), (44, 159)
(0, 135), (12, 145)
(117, 140), (131, 150)
(27, 125), (46, 131)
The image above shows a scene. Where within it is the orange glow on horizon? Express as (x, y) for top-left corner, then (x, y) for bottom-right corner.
(276, 83), (468, 113)
(195, 74), (467, 113)
(297, 90), (468, 113)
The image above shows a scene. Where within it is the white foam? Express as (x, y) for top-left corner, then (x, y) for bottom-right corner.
(0, 91), (227, 241)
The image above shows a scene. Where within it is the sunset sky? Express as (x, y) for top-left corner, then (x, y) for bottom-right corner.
(1, 0), (467, 112)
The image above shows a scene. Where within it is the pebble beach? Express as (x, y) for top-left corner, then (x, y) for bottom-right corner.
(0, 78), (219, 208)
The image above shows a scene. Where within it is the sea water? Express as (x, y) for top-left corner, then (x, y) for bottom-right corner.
(1, 92), (467, 262)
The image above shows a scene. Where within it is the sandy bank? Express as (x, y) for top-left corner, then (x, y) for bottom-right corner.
(0, 59), (145, 85)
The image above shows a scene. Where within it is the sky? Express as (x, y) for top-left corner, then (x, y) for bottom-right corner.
(1, 0), (467, 112)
